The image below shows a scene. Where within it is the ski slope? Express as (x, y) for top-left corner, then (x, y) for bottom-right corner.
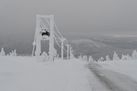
(0, 56), (92, 91)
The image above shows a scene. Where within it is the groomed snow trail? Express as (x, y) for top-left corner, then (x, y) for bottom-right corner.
(88, 62), (137, 91)
(0, 57), (92, 91)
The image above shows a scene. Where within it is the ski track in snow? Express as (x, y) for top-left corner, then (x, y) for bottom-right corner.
(87, 62), (137, 91)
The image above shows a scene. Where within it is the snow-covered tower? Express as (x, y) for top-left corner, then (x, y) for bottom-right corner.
(32, 15), (55, 61)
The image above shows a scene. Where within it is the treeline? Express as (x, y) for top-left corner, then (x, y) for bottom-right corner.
(78, 50), (137, 62)
(0, 48), (17, 56)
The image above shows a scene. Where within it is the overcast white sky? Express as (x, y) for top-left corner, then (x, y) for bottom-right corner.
(0, 0), (137, 41)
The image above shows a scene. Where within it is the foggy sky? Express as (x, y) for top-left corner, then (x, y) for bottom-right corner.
(0, 0), (137, 54)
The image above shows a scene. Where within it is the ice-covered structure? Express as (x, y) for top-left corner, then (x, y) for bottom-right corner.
(32, 15), (73, 61)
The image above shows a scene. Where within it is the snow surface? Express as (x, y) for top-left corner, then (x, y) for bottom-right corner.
(98, 60), (137, 82)
(1, 56), (137, 91)
(0, 56), (92, 91)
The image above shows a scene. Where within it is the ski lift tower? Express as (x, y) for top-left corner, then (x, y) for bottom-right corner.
(32, 15), (55, 61)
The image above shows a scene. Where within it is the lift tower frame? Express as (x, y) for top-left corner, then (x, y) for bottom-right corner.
(33, 15), (54, 61)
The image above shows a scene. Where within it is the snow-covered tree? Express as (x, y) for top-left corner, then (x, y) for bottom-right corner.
(113, 51), (120, 61)
(0, 48), (5, 56)
(9, 50), (14, 56)
(13, 49), (17, 56)
(89, 56), (94, 62)
(126, 54), (131, 60)
(121, 54), (126, 61)
(105, 55), (111, 61)
(83, 55), (87, 61)
(132, 50), (137, 59)
(41, 51), (49, 61)
(78, 55), (82, 60)
(98, 57), (104, 62)
(100, 57), (104, 61)
(70, 47), (74, 59)
(121, 54), (131, 61)
(8, 50), (17, 56)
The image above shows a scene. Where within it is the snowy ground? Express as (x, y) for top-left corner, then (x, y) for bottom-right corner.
(1, 56), (137, 91)
(88, 60), (137, 91)
(98, 60), (137, 82)
(0, 56), (92, 91)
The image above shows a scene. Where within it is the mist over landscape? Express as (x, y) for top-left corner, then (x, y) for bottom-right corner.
(70, 35), (137, 60)
(1, 34), (137, 60)
(1, 0), (137, 91)
(0, 0), (137, 59)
